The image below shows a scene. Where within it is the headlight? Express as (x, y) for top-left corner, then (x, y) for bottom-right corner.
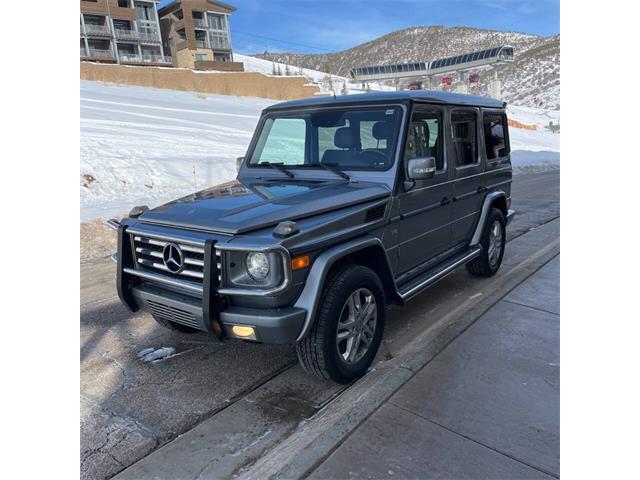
(246, 252), (270, 280)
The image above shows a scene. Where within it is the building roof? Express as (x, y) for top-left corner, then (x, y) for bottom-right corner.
(158, 0), (236, 16)
(265, 90), (506, 112)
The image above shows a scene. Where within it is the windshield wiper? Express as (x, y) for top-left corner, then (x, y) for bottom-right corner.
(299, 162), (351, 181)
(261, 162), (295, 179)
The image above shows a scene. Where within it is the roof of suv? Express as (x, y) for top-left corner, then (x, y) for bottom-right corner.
(265, 90), (506, 112)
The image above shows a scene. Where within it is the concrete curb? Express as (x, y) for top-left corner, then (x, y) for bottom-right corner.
(237, 220), (560, 479)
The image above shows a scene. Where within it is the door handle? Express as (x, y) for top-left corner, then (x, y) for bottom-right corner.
(440, 197), (451, 206)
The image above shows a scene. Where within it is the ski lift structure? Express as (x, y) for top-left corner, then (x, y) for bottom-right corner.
(349, 45), (514, 98)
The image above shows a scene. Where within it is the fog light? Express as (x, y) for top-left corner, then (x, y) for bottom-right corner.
(231, 325), (256, 340)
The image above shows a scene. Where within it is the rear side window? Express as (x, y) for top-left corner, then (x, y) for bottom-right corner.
(450, 111), (478, 166)
(483, 113), (509, 160)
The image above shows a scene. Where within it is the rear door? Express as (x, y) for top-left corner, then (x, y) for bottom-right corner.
(397, 105), (453, 274)
(449, 108), (486, 245)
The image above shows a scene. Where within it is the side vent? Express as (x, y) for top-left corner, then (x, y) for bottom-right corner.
(365, 204), (386, 223)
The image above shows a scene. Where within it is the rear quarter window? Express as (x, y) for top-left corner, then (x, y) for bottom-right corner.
(483, 112), (509, 160)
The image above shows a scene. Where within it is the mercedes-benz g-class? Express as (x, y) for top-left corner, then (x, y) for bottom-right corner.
(111, 91), (515, 383)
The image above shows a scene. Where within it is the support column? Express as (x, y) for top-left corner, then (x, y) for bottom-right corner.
(457, 71), (469, 94)
(489, 69), (501, 99)
(80, 14), (90, 55)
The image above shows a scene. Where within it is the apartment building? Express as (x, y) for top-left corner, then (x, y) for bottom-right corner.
(158, 0), (244, 71)
(80, 0), (171, 66)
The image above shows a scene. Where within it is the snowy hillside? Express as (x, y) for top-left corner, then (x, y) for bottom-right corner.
(80, 80), (559, 221)
(256, 26), (559, 109)
(234, 53), (395, 95)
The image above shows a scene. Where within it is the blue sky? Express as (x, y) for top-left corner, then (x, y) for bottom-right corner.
(158, 0), (559, 54)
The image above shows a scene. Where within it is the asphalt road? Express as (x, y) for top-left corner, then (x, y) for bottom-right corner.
(80, 169), (560, 480)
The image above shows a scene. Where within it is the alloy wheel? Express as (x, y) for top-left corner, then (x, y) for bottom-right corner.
(487, 219), (504, 267)
(336, 288), (378, 364)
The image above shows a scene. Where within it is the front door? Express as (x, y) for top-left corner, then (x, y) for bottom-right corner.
(397, 106), (453, 274)
(449, 108), (486, 245)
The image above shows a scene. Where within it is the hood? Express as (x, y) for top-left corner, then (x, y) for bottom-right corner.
(138, 179), (390, 235)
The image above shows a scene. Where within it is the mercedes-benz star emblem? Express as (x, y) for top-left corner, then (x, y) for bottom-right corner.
(162, 243), (184, 273)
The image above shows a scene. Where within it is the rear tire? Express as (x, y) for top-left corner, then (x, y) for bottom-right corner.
(152, 315), (200, 334)
(466, 207), (506, 277)
(296, 264), (386, 383)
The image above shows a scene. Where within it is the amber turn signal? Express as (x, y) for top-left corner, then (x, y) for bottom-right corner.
(291, 255), (310, 271)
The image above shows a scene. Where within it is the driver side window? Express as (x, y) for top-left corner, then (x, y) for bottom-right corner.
(404, 110), (444, 171)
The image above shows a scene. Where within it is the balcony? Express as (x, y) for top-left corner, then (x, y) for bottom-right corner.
(83, 24), (111, 37)
(81, 48), (115, 59)
(114, 28), (139, 41)
(119, 53), (172, 64)
(138, 31), (162, 44)
(195, 40), (207, 48)
(193, 18), (207, 29)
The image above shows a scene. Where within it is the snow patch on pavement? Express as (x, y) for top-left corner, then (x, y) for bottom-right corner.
(137, 347), (176, 363)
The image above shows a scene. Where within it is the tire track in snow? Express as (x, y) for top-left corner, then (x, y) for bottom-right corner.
(80, 97), (261, 119)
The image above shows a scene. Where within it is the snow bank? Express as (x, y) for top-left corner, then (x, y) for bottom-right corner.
(80, 80), (272, 221)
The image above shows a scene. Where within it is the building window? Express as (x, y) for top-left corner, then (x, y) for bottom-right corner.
(207, 14), (226, 31)
(196, 53), (208, 61)
(208, 31), (230, 50)
(136, 4), (156, 21)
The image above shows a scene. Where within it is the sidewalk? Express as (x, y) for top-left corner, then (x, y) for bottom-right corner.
(309, 255), (560, 479)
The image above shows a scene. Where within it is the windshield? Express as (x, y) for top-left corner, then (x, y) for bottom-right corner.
(247, 106), (403, 170)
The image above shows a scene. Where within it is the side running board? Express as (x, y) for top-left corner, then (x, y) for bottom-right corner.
(398, 246), (481, 301)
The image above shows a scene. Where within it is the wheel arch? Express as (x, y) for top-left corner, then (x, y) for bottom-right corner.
(293, 236), (398, 341)
(470, 191), (507, 246)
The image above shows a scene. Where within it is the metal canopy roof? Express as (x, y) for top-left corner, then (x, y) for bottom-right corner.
(350, 46), (514, 82)
(265, 90), (506, 112)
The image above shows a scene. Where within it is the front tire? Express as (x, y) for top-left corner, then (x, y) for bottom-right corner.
(296, 264), (386, 383)
(466, 207), (506, 277)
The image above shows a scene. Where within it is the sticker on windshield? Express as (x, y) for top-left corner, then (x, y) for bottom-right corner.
(385, 109), (395, 115)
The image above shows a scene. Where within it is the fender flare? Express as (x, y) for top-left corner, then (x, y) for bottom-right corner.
(470, 191), (506, 246)
(293, 235), (394, 341)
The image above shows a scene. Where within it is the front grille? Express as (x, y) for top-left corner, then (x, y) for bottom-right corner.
(131, 234), (222, 286)
(147, 300), (201, 330)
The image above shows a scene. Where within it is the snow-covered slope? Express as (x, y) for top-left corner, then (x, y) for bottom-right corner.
(81, 80), (559, 221)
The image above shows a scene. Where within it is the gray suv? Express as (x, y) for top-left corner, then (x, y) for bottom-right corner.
(112, 91), (515, 383)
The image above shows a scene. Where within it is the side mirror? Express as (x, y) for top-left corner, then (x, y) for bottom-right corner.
(236, 156), (245, 172)
(407, 156), (436, 180)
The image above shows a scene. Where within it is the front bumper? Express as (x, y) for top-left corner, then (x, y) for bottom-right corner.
(115, 224), (305, 344)
(506, 209), (516, 225)
(131, 284), (306, 344)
